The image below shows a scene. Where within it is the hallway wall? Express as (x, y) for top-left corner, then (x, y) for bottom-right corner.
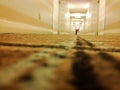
(59, 0), (70, 34)
(104, 0), (120, 35)
(98, 0), (105, 35)
(85, 0), (99, 35)
(0, 0), (55, 34)
(53, 0), (59, 34)
(85, 0), (120, 35)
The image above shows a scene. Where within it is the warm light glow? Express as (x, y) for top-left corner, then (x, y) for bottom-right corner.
(72, 19), (84, 22)
(68, 4), (74, 9)
(71, 13), (86, 19)
(84, 3), (90, 9)
(65, 13), (70, 18)
(74, 14), (81, 18)
(86, 13), (91, 18)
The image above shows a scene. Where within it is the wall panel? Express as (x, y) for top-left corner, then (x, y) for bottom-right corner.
(53, 0), (59, 33)
(105, 0), (120, 35)
(0, 0), (54, 33)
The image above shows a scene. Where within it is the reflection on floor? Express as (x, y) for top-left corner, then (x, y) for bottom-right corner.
(0, 34), (120, 90)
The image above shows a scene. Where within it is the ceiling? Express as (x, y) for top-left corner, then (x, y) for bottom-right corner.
(68, 0), (91, 19)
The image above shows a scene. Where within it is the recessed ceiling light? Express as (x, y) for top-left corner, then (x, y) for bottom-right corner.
(74, 14), (81, 18)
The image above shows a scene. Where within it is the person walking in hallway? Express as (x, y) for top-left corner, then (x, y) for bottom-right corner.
(75, 29), (79, 35)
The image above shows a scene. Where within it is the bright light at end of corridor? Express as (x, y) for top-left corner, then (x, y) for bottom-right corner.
(74, 14), (81, 18)
(71, 13), (85, 19)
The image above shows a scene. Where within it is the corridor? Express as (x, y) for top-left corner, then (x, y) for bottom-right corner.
(0, 0), (120, 90)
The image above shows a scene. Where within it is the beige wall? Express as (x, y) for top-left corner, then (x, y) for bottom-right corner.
(59, 0), (70, 34)
(65, 11), (70, 33)
(85, 9), (91, 32)
(85, 0), (120, 35)
(85, 0), (99, 35)
(53, 0), (59, 33)
(104, 0), (120, 35)
(98, 0), (105, 33)
(0, 0), (55, 33)
(59, 0), (66, 33)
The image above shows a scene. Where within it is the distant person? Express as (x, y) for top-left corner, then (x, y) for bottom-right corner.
(75, 29), (79, 35)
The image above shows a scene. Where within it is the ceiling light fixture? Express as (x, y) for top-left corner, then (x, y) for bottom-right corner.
(74, 14), (81, 18)
(71, 13), (85, 19)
